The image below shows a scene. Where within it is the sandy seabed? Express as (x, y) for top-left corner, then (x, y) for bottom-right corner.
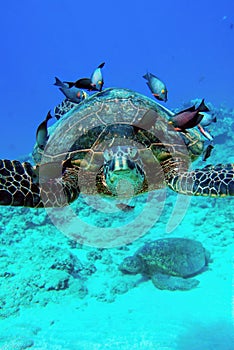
(0, 189), (233, 349)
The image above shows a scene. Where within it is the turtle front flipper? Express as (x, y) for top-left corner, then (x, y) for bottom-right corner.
(163, 161), (234, 197)
(0, 160), (43, 207)
(0, 160), (79, 207)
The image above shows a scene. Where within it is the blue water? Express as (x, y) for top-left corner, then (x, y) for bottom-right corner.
(0, 1), (234, 349)
(1, 0), (234, 159)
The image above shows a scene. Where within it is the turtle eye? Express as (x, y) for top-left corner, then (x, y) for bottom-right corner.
(161, 89), (165, 94)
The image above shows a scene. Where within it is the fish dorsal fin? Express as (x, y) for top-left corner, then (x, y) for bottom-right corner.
(143, 72), (157, 80)
(197, 98), (209, 112)
(142, 72), (150, 80)
(174, 105), (196, 116)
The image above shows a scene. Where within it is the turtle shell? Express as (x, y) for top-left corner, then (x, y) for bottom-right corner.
(119, 238), (209, 278)
(32, 88), (204, 195)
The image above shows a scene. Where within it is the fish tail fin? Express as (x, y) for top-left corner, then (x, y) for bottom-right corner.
(98, 62), (105, 68)
(198, 98), (209, 112)
(54, 77), (64, 87)
(46, 110), (53, 122)
(142, 72), (150, 80)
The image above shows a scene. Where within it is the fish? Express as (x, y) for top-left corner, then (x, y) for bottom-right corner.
(66, 77), (97, 91)
(116, 203), (135, 211)
(90, 62), (105, 91)
(202, 144), (214, 161)
(65, 62), (105, 91)
(199, 111), (217, 127)
(54, 77), (87, 103)
(36, 111), (53, 150)
(143, 72), (168, 102)
(198, 125), (214, 141)
(169, 99), (209, 131)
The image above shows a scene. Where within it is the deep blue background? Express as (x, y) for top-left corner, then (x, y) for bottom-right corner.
(0, 0), (233, 159)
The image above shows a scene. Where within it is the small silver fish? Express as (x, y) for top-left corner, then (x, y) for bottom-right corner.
(54, 77), (87, 103)
(91, 62), (105, 91)
(36, 111), (52, 150)
(143, 72), (168, 102)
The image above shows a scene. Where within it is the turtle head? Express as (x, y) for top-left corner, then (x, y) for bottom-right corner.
(119, 256), (142, 274)
(103, 146), (145, 197)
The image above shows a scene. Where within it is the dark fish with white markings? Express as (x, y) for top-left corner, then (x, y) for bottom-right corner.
(170, 99), (209, 131)
(67, 77), (97, 91)
(66, 62), (105, 91)
(36, 111), (53, 150)
(143, 72), (168, 102)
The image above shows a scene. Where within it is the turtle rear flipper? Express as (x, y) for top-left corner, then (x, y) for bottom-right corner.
(164, 162), (234, 197)
(0, 159), (79, 207)
(151, 273), (199, 291)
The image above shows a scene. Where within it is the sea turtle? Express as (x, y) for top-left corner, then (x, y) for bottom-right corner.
(0, 87), (233, 208)
(119, 238), (210, 290)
